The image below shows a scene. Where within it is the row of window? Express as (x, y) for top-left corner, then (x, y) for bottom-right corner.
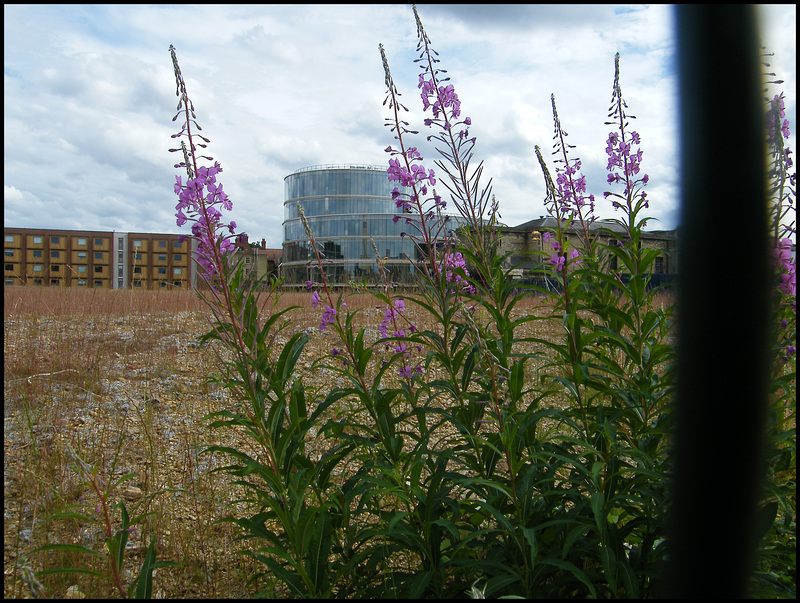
(4, 249), (110, 260)
(4, 235), (186, 251)
(282, 238), (425, 264)
(132, 253), (184, 262)
(4, 235), (108, 246)
(284, 197), (396, 220)
(4, 264), (185, 275)
(285, 168), (397, 201)
(4, 249), (185, 262)
(3, 278), (186, 288)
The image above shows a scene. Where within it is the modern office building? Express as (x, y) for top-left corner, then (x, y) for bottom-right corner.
(282, 164), (423, 285)
(3, 227), (280, 290)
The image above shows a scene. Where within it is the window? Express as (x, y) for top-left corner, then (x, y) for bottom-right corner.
(118, 251), (123, 263)
(157, 267), (167, 275)
(118, 266), (123, 277)
(159, 281), (167, 288)
(50, 279), (59, 286)
(94, 238), (103, 247)
(158, 240), (167, 248)
(174, 254), (182, 262)
(135, 253), (143, 261)
(5, 235), (14, 243)
(94, 280), (103, 287)
(77, 279), (87, 287)
(77, 266), (87, 273)
(77, 237), (87, 246)
(51, 265), (60, 272)
(94, 266), (103, 274)
(133, 266), (142, 274)
(4, 263), (12, 271)
(5, 249), (14, 257)
(33, 236), (43, 244)
(77, 251), (87, 259)
(51, 250), (60, 259)
(94, 252), (103, 260)
(33, 250), (43, 258)
(33, 265), (43, 272)
(51, 237), (60, 244)
(133, 281), (142, 288)
(174, 240), (182, 249)
(654, 256), (664, 274)
(245, 257), (251, 264)
(133, 240), (143, 248)
(33, 278), (42, 286)
(158, 254), (167, 262)
(118, 239), (124, 250)
(173, 281), (182, 287)
(118, 278), (123, 288)
(4, 279), (13, 285)
(174, 267), (182, 275)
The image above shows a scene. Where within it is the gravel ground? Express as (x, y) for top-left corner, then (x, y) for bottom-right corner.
(4, 295), (564, 598)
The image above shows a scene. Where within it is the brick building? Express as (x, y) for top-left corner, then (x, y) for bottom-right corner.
(3, 228), (280, 290)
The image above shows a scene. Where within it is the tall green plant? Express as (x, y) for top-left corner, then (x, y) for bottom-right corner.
(164, 7), (794, 599)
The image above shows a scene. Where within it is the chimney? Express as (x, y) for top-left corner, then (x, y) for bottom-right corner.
(261, 238), (266, 250)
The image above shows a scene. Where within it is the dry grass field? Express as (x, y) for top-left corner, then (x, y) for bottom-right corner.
(2, 285), (566, 598)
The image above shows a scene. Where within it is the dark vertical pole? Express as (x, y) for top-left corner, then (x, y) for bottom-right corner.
(669, 5), (771, 597)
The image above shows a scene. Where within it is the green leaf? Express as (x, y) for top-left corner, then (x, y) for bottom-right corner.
(407, 569), (433, 598)
(262, 557), (308, 597)
(133, 536), (157, 599)
(541, 558), (597, 597)
(305, 508), (333, 596)
(600, 544), (617, 594)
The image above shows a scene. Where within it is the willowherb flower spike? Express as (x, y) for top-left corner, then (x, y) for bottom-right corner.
(169, 45), (238, 282)
(603, 53), (649, 215)
(549, 94), (595, 244)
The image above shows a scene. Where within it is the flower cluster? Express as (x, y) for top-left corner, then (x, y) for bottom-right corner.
(555, 158), (596, 217)
(169, 45), (238, 282)
(419, 78), (460, 120)
(605, 131), (649, 201)
(603, 53), (650, 213)
(379, 299), (413, 339)
(319, 304), (338, 332)
(376, 298), (423, 379)
(542, 231), (581, 273)
(774, 237), (797, 298)
(437, 250), (475, 294)
(173, 161), (237, 280)
(767, 92), (792, 143)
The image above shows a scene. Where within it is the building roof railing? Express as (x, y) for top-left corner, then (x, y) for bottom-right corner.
(288, 164), (387, 176)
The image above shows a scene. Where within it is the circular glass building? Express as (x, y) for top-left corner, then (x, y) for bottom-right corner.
(282, 164), (420, 285)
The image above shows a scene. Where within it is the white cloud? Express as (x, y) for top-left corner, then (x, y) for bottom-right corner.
(3, 4), (796, 248)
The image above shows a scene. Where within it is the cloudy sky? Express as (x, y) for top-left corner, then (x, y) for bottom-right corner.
(4, 4), (796, 249)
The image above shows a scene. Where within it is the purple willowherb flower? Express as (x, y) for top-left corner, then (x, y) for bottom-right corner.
(766, 93), (791, 142)
(398, 364), (423, 380)
(169, 46), (238, 282)
(319, 305), (337, 332)
(437, 250), (475, 294)
(774, 237), (796, 297)
(548, 253), (566, 272)
(379, 298), (414, 339)
(603, 53), (650, 214)
(311, 290), (321, 309)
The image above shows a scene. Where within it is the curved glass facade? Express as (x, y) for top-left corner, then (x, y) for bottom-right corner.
(283, 165), (421, 285)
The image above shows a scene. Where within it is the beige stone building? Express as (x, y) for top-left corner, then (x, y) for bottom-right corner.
(497, 217), (678, 284)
